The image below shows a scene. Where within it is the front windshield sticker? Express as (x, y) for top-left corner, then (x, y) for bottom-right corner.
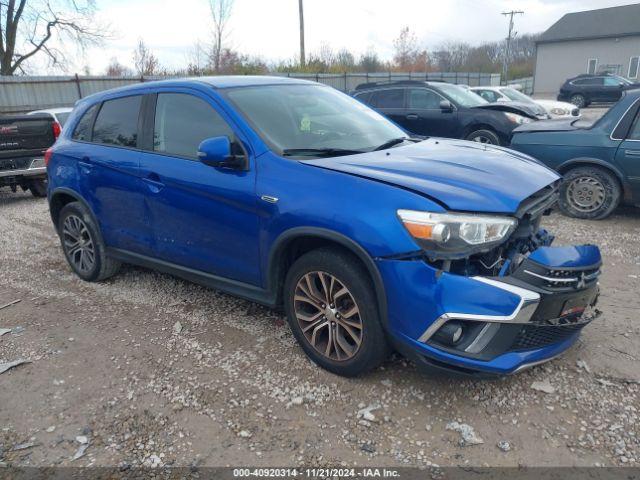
(300, 114), (311, 132)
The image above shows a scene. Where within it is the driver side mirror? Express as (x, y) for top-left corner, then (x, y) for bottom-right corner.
(197, 136), (248, 170)
(439, 100), (454, 113)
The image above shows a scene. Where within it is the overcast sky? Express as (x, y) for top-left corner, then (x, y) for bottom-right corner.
(60, 0), (638, 74)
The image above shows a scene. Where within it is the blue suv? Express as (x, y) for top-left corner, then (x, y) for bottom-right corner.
(46, 76), (602, 377)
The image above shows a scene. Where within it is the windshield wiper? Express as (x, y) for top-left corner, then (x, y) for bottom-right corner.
(372, 137), (420, 151)
(282, 148), (365, 158)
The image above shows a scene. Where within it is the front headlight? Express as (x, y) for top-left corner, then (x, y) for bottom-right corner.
(397, 210), (518, 259)
(550, 107), (567, 116)
(504, 112), (532, 124)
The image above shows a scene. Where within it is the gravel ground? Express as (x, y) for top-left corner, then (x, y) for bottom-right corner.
(0, 191), (638, 469)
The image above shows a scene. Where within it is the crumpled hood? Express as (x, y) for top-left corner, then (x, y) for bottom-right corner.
(304, 138), (560, 213)
(475, 101), (547, 119)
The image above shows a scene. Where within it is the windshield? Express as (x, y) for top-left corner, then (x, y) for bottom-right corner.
(437, 83), (488, 107)
(614, 75), (633, 85)
(225, 84), (408, 155)
(500, 87), (534, 103)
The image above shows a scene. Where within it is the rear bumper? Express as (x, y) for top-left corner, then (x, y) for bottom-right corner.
(377, 245), (601, 376)
(0, 157), (46, 185)
(0, 166), (46, 178)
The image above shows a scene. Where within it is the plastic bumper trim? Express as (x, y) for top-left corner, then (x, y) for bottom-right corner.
(417, 276), (540, 343)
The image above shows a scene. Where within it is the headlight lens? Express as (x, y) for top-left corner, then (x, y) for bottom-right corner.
(398, 210), (517, 259)
(504, 112), (532, 124)
(550, 107), (567, 116)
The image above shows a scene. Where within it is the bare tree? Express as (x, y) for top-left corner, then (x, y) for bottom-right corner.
(392, 27), (429, 71)
(209, 0), (233, 72)
(0, 0), (106, 75)
(105, 57), (131, 77)
(133, 39), (160, 76)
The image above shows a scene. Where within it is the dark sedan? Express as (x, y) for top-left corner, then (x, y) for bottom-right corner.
(511, 89), (640, 219)
(352, 81), (544, 146)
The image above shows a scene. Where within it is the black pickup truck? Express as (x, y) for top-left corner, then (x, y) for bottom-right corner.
(0, 113), (59, 197)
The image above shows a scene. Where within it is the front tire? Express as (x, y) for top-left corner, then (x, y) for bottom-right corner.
(465, 129), (500, 145)
(570, 94), (586, 108)
(558, 166), (621, 219)
(283, 248), (389, 377)
(58, 202), (121, 281)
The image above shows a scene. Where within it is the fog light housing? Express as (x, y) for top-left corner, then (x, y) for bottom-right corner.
(432, 322), (463, 346)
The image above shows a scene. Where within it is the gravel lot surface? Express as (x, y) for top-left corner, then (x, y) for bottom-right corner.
(0, 189), (639, 469)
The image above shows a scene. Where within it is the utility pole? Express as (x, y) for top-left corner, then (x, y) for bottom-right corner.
(299, 0), (306, 67)
(501, 10), (523, 84)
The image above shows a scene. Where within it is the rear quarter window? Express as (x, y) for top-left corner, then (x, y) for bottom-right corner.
(71, 104), (99, 142)
(92, 96), (142, 148)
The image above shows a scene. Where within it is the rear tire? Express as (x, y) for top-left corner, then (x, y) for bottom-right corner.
(283, 247), (390, 377)
(58, 201), (121, 281)
(465, 129), (500, 145)
(558, 166), (621, 219)
(29, 179), (48, 198)
(570, 94), (586, 108)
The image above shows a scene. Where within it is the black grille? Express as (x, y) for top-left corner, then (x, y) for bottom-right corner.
(511, 321), (588, 350)
(520, 265), (600, 292)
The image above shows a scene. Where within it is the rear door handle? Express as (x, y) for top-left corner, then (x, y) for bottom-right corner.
(406, 114), (419, 120)
(78, 156), (93, 173)
(625, 149), (640, 157)
(142, 172), (165, 193)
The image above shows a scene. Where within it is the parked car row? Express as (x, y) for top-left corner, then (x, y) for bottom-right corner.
(352, 80), (546, 146)
(43, 76), (602, 379)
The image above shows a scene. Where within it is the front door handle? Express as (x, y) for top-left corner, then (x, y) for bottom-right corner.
(625, 149), (640, 157)
(406, 114), (419, 120)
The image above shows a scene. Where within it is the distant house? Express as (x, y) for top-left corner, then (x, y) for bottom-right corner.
(533, 3), (640, 95)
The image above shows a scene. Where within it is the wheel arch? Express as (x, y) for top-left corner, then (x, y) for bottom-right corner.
(267, 227), (388, 327)
(556, 158), (631, 202)
(49, 188), (102, 236)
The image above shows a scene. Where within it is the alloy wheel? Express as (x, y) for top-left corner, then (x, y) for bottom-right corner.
(62, 214), (96, 274)
(471, 134), (494, 144)
(293, 271), (363, 362)
(566, 176), (606, 213)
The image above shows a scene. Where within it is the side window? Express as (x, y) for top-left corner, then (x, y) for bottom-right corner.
(628, 112), (640, 140)
(71, 104), (99, 141)
(153, 93), (233, 159)
(604, 77), (621, 86)
(629, 57), (639, 79)
(476, 90), (498, 103)
(92, 96), (141, 148)
(354, 91), (373, 105)
(408, 89), (443, 109)
(371, 89), (404, 108)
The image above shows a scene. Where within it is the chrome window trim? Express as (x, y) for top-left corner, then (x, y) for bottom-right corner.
(610, 97), (640, 141)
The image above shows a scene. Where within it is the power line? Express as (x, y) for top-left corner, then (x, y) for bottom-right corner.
(501, 10), (524, 84)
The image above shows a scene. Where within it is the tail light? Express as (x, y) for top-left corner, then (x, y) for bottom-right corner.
(44, 147), (53, 167)
(52, 121), (62, 139)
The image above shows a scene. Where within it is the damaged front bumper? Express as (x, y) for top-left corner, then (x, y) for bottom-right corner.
(377, 244), (601, 376)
